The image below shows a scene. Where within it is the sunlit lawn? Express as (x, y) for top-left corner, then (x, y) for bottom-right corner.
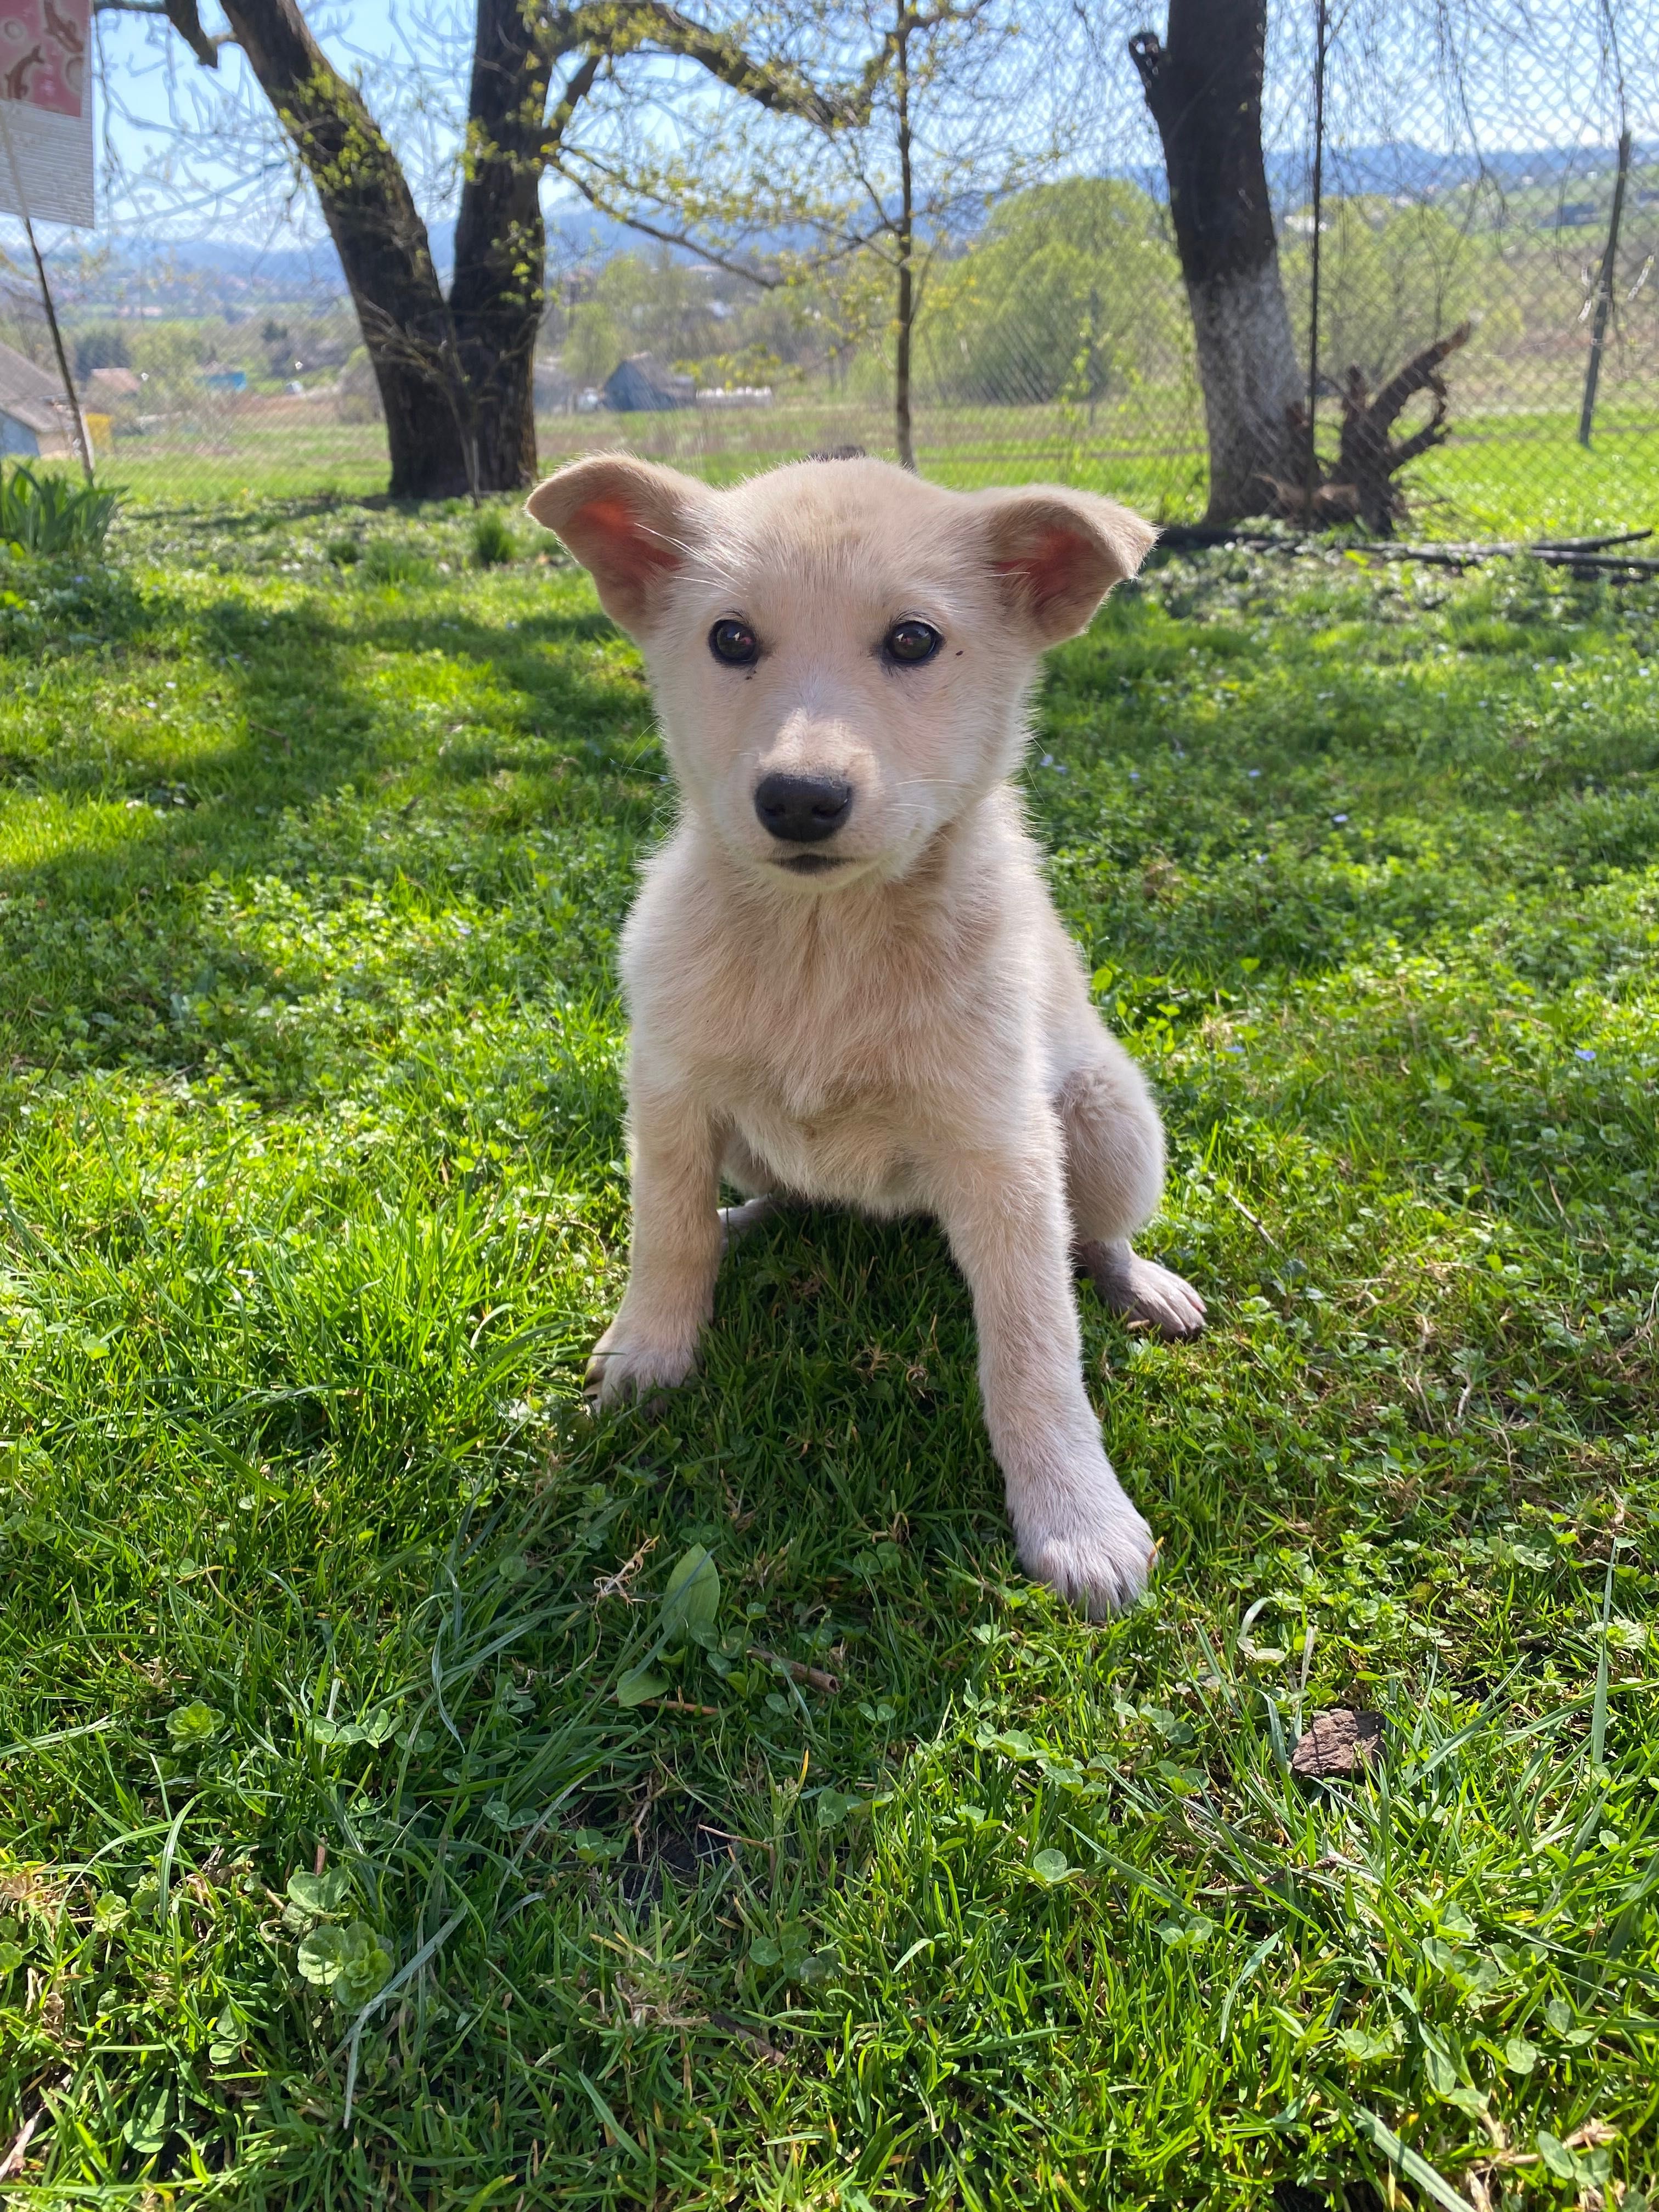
(101, 394), (1659, 543)
(0, 492), (1655, 2205)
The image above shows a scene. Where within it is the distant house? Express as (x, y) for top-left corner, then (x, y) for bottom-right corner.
(200, 366), (249, 392)
(603, 354), (693, 413)
(86, 366), (142, 405)
(0, 339), (83, 461)
(1549, 202), (1599, 229)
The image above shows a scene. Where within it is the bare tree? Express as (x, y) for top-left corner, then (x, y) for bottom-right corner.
(820, 0), (1034, 470)
(557, 0), (1068, 470)
(99, 0), (862, 496)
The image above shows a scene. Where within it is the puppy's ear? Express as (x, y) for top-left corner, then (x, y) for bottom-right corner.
(525, 456), (707, 633)
(979, 487), (1158, 643)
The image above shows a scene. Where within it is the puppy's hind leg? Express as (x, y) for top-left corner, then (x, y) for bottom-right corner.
(719, 1194), (777, 1250)
(1057, 1047), (1206, 1340)
(717, 1132), (784, 1252)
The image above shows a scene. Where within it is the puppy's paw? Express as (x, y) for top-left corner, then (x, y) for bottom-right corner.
(1014, 1486), (1156, 1620)
(584, 1322), (697, 1410)
(1082, 1242), (1206, 1339)
(718, 1194), (776, 1252)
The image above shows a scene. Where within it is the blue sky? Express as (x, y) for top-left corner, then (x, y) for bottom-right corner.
(17, 0), (1652, 259)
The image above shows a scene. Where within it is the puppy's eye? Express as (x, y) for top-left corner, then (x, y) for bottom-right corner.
(884, 618), (942, 665)
(709, 618), (759, 666)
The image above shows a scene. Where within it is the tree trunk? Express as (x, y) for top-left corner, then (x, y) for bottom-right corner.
(1130, 0), (1305, 522)
(894, 248), (915, 472)
(219, 0), (472, 498)
(448, 0), (578, 492)
(163, 1), (868, 501)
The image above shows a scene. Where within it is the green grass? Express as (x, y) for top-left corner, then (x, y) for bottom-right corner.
(97, 396), (1659, 543)
(1408, 410), (1659, 545)
(1, 491), (1657, 2208)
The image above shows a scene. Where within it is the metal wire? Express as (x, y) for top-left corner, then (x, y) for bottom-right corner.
(0, 0), (1651, 538)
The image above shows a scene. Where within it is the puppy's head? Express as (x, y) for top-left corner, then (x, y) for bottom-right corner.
(526, 454), (1154, 891)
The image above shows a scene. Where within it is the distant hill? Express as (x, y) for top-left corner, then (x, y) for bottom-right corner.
(66, 141), (1644, 315)
(1266, 139), (1640, 202)
(75, 204), (644, 304)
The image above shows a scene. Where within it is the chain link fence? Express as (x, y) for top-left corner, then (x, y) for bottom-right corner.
(1, 0), (1652, 539)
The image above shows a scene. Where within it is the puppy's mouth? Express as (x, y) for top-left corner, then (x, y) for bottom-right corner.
(773, 853), (850, 876)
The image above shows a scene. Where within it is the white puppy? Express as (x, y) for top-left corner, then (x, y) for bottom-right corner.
(526, 453), (1204, 1616)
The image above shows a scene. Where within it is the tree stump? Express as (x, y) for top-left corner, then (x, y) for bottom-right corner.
(1257, 321), (1473, 535)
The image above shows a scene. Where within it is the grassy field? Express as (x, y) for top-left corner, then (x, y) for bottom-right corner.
(100, 398), (1659, 543)
(0, 489), (1656, 2209)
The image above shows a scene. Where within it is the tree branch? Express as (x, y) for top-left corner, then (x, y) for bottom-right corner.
(545, 47), (603, 154)
(567, 0), (870, 129)
(1365, 319), (1472, 437)
(1385, 409), (1451, 470)
(1126, 29), (1167, 124)
(558, 163), (792, 286)
(93, 0), (229, 67)
(554, 142), (898, 287)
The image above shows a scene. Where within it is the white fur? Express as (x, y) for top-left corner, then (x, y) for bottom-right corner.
(526, 453), (1205, 1617)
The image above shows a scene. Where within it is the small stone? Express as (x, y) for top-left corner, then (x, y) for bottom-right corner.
(1290, 1708), (1383, 1780)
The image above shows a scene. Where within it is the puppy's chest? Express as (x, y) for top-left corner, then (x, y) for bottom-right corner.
(695, 958), (943, 1204)
(729, 1072), (920, 1210)
(727, 1020), (912, 1150)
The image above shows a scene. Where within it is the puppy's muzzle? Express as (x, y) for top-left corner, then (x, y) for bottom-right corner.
(753, 772), (853, 844)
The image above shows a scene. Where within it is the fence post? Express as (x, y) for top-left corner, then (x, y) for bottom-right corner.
(1304, 0), (1330, 517)
(1578, 127), (1632, 449)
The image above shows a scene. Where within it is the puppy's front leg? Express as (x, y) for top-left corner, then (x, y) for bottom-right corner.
(586, 1092), (722, 1409)
(934, 1142), (1155, 1617)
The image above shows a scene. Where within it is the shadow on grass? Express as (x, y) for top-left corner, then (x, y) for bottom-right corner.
(0, 582), (650, 1080)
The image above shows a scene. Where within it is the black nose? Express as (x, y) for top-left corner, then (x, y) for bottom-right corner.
(753, 772), (853, 843)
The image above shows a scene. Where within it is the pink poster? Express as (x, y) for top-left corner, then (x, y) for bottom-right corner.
(1, 0), (89, 118)
(0, 0), (93, 224)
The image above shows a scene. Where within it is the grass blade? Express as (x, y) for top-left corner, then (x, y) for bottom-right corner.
(0, 1717), (114, 1764)
(1592, 1548), (1617, 1769)
(1350, 2106), (1469, 2212)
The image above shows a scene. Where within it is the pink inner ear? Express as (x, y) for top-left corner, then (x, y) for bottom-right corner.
(577, 495), (678, 589)
(997, 523), (1089, 616)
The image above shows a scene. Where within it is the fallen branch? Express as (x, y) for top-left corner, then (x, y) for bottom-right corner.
(1531, 528), (1654, 552)
(0, 2104), (43, 2182)
(1374, 544), (1659, 578)
(710, 2011), (789, 2064)
(1152, 528), (1659, 581)
(749, 1647), (842, 1694)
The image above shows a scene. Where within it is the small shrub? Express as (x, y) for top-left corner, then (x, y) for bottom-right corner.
(471, 509), (517, 567)
(0, 464), (120, 557)
(360, 538), (434, 585)
(325, 535), (360, 567)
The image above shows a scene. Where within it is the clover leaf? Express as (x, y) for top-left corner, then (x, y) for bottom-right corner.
(166, 1700), (223, 1747)
(297, 1919), (391, 2006)
(286, 1869), (351, 1919)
